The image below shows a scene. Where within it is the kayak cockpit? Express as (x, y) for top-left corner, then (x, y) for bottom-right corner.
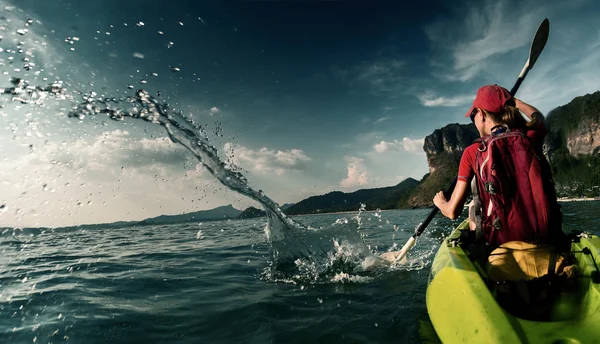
(426, 219), (600, 343)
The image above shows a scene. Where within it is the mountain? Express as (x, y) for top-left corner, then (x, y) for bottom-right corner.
(279, 203), (294, 211)
(543, 90), (600, 196)
(408, 123), (479, 207)
(284, 178), (420, 215)
(139, 204), (243, 225)
(237, 206), (267, 219)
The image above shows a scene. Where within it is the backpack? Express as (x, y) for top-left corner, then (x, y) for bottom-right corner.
(473, 127), (561, 247)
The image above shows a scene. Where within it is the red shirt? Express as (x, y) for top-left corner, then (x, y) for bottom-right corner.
(457, 115), (547, 183)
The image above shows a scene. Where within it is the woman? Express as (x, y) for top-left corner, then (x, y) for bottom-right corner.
(432, 84), (563, 249)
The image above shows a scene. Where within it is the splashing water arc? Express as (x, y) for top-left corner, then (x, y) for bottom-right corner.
(68, 89), (306, 238)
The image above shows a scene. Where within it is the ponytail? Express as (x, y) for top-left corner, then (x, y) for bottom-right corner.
(483, 104), (535, 130)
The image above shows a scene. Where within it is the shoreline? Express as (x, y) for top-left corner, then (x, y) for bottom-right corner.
(557, 197), (600, 202)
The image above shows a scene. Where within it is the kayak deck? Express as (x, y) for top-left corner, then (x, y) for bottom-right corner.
(426, 220), (600, 343)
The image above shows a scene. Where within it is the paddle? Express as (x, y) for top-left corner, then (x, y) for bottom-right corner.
(380, 18), (550, 265)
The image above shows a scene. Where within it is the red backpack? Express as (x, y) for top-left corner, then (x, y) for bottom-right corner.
(473, 128), (561, 247)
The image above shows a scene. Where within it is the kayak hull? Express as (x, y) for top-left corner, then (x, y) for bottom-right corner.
(426, 220), (600, 343)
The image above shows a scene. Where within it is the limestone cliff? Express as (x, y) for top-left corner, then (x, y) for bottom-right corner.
(408, 123), (479, 207)
(423, 123), (479, 173)
(565, 118), (600, 156)
(543, 90), (600, 195)
(545, 91), (600, 158)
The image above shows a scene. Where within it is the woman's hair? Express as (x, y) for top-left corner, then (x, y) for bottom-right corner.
(482, 104), (536, 130)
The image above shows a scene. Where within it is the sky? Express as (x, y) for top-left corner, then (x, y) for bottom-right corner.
(1, 0), (600, 228)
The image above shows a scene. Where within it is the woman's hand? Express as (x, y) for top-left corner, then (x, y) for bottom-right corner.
(433, 191), (447, 209)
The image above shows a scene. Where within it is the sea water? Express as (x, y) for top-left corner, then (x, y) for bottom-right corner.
(2, 202), (599, 343)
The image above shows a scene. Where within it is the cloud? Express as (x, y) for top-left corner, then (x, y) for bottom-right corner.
(224, 143), (311, 175)
(373, 137), (425, 154)
(374, 116), (392, 123)
(335, 58), (406, 96)
(0, 130), (201, 185)
(402, 137), (425, 154)
(417, 91), (474, 107)
(374, 139), (402, 153)
(340, 157), (369, 188)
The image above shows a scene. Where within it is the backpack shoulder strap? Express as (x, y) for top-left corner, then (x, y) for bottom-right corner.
(470, 176), (484, 243)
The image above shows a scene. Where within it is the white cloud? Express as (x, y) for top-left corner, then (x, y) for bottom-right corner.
(402, 137), (425, 154)
(417, 91), (474, 107)
(374, 139), (402, 153)
(340, 156), (369, 188)
(224, 143), (311, 176)
(3, 130), (196, 176)
(374, 116), (392, 123)
(373, 137), (425, 154)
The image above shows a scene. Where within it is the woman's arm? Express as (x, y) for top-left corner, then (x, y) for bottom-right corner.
(433, 180), (470, 220)
(515, 98), (544, 121)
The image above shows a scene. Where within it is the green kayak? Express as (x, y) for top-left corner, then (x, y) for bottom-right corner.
(427, 219), (600, 343)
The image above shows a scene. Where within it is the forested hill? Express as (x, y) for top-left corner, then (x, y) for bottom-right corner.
(284, 178), (420, 215)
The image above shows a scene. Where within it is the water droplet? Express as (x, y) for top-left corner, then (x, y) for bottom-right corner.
(167, 42), (174, 49)
(178, 21), (184, 26)
(151, 72), (158, 77)
(132, 52), (145, 59)
(170, 67), (181, 72)
(16, 29), (28, 35)
(136, 21), (145, 27)
(157, 31), (164, 35)
(127, 84), (134, 89)
(317, 298), (323, 304)
(139, 79), (147, 84)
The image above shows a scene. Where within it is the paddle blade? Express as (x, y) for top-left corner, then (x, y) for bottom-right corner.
(511, 18), (550, 95)
(378, 236), (417, 264)
(528, 18), (550, 70)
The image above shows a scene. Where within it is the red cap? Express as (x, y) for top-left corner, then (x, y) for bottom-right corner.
(464, 84), (513, 117)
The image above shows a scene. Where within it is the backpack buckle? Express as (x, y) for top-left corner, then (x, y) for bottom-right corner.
(493, 218), (502, 231)
(484, 182), (496, 194)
